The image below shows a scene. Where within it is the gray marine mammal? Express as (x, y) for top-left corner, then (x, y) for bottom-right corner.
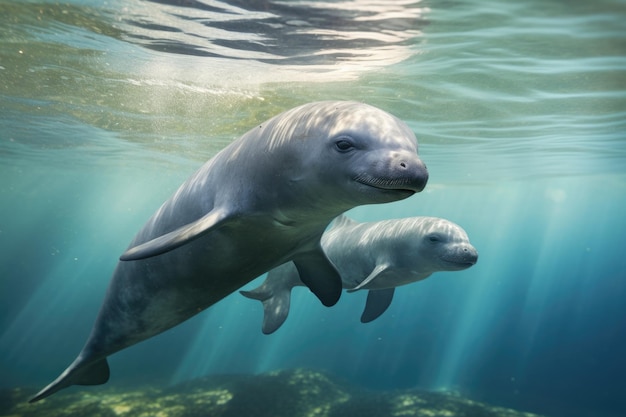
(30, 101), (428, 402)
(241, 215), (477, 334)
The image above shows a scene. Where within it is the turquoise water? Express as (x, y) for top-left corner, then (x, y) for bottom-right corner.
(1, 0), (625, 416)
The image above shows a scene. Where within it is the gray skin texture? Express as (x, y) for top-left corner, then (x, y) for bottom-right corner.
(29, 101), (429, 402)
(241, 215), (478, 334)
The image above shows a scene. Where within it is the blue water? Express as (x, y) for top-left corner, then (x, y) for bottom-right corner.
(1, 0), (625, 416)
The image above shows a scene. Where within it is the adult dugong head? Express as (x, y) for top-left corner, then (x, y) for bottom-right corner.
(253, 101), (429, 209)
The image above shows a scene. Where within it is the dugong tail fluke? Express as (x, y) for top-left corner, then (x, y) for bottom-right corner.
(240, 262), (303, 334)
(29, 357), (109, 403)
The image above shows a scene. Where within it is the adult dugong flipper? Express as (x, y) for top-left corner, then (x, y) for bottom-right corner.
(30, 101), (428, 402)
(241, 215), (477, 334)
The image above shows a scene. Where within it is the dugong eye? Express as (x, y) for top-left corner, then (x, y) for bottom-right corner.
(427, 234), (441, 243)
(334, 137), (355, 152)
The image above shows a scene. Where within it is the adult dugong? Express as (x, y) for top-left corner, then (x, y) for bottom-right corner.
(241, 215), (477, 334)
(29, 101), (428, 402)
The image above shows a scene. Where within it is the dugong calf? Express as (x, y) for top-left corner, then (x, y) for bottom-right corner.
(241, 215), (477, 334)
(30, 101), (428, 402)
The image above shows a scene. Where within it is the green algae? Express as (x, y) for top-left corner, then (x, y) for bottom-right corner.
(1, 369), (548, 417)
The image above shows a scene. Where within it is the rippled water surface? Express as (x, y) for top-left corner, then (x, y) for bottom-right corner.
(1, 1), (625, 416)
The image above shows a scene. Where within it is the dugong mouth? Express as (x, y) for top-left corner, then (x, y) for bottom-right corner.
(441, 252), (478, 269)
(354, 173), (425, 194)
(440, 259), (476, 270)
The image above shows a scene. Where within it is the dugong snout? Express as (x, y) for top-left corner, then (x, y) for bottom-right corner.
(398, 154), (428, 193)
(462, 245), (479, 264)
(357, 151), (428, 194)
(385, 151), (429, 194)
(446, 244), (478, 269)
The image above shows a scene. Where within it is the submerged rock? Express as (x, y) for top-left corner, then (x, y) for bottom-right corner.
(1, 369), (547, 417)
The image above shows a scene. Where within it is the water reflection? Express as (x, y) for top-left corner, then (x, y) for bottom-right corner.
(119, 0), (428, 77)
